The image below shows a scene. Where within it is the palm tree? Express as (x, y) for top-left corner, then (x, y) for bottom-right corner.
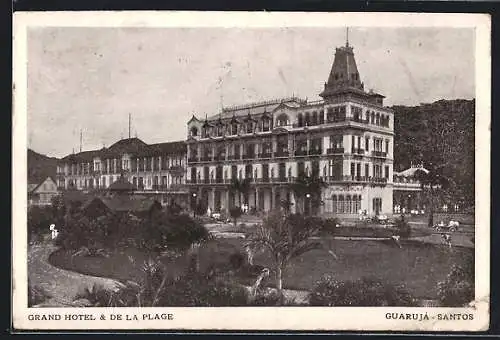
(245, 211), (335, 303)
(289, 172), (327, 215)
(230, 178), (251, 207)
(414, 165), (452, 228)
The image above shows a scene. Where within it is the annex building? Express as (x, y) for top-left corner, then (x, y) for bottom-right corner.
(56, 138), (188, 207)
(186, 40), (397, 217)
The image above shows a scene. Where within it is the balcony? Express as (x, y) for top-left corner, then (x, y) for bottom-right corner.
(188, 157), (198, 163)
(352, 148), (365, 156)
(256, 177), (270, 183)
(200, 155), (212, 162)
(327, 147), (344, 154)
(372, 151), (388, 158)
(228, 154), (241, 160)
(271, 177), (289, 183)
(169, 165), (184, 172)
(214, 155), (226, 162)
(258, 152), (272, 159)
(242, 153), (256, 160)
(295, 149), (308, 157)
(309, 148), (322, 156)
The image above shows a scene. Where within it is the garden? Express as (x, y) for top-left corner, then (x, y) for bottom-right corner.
(28, 200), (474, 308)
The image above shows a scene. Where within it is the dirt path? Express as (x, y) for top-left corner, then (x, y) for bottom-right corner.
(28, 242), (123, 307)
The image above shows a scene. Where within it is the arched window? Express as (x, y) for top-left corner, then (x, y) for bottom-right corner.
(332, 195), (338, 213)
(338, 195), (344, 213)
(261, 117), (270, 131)
(297, 113), (304, 127)
(190, 127), (198, 137)
(277, 113), (289, 127)
(231, 122), (238, 135)
(305, 112), (311, 126)
(312, 111), (318, 125)
(376, 113), (380, 126)
(346, 195), (352, 214)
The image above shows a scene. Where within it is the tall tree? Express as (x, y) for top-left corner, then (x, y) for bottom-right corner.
(289, 172), (327, 215)
(245, 212), (334, 304)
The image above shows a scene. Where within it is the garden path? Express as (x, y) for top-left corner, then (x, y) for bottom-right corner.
(28, 241), (123, 307)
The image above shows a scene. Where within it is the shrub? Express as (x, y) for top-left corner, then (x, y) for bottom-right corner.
(28, 280), (52, 307)
(437, 257), (474, 307)
(229, 207), (243, 226)
(155, 273), (248, 307)
(309, 276), (415, 306)
(229, 252), (246, 270)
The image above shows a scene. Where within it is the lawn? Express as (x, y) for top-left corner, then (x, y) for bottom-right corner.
(49, 237), (472, 300)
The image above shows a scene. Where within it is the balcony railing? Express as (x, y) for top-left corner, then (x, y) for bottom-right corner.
(188, 157), (198, 163)
(258, 152), (272, 159)
(274, 150), (289, 158)
(352, 148), (365, 155)
(200, 156), (212, 162)
(214, 155), (226, 162)
(327, 147), (344, 154)
(372, 151), (388, 158)
(242, 153), (256, 160)
(228, 154), (241, 160)
(309, 148), (322, 155)
(295, 149), (308, 156)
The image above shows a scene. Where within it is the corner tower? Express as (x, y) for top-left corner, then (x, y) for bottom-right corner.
(320, 32), (365, 100)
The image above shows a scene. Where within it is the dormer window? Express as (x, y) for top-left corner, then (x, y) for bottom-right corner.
(246, 122), (253, 134)
(190, 127), (198, 137)
(262, 117), (270, 132)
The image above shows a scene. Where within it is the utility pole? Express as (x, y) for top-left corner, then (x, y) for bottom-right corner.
(79, 129), (82, 152)
(128, 113), (131, 139)
(346, 27), (349, 47)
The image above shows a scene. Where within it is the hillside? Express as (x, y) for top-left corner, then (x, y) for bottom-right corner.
(27, 149), (59, 184)
(392, 99), (475, 204)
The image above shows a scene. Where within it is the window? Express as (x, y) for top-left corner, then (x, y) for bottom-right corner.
(311, 112), (318, 125)
(262, 117), (271, 131)
(231, 122), (238, 135)
(350, 163), (355, 178)
(297, 113), (304, 127)
(277, 113), (289, 127)
(365, 163), (369, 178)
(246, 122), (254, 134)
(385, 140), (390, 153)
(352, 106), (363, 122)
(385, 165), (390, 179)
(190, 127), (198, 137)
(262, 164), (269, 180)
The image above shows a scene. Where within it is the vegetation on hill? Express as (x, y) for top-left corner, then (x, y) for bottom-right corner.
(27, 149), (59, 184)
(392, 99), (475, 208)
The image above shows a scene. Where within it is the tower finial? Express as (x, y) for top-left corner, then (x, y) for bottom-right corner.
(346, 27), (349, 47)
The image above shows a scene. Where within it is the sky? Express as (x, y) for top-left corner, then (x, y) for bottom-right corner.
(27, 27), (475, 158)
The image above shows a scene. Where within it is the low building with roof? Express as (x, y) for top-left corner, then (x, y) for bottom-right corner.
(28, 176), (59, 207)
(56, 137), (188, 209)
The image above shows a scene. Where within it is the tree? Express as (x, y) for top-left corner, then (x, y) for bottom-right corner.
(229, 206), (243, 227)
(245, 211), (334, 303)
(414, 165), (453, 227)
(230, 178), (251, 207)
(289, 172), (327, 215)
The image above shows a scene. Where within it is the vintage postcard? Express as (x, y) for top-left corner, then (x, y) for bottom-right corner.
(12, 11), (490, 331)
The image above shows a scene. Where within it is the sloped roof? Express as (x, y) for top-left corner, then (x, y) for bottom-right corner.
(148, 141), (186, 155)
(101, 196), (161, 213)
(59, 138), (186, 162)
(108, 175), (135, 191)
(207, 97), (307, 121)
(394, 166), (429, 177)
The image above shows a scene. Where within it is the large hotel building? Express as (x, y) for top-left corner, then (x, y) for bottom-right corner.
(56, 39), (422, 216)
(186, 40), (395, 216)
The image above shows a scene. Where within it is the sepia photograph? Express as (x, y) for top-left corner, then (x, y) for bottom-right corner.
(13, 11), (490, 331)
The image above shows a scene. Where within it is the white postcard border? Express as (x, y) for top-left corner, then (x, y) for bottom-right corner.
(12, 11), (491, 331)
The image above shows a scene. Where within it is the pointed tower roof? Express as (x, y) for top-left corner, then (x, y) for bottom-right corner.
(319, 40), (365, 99)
